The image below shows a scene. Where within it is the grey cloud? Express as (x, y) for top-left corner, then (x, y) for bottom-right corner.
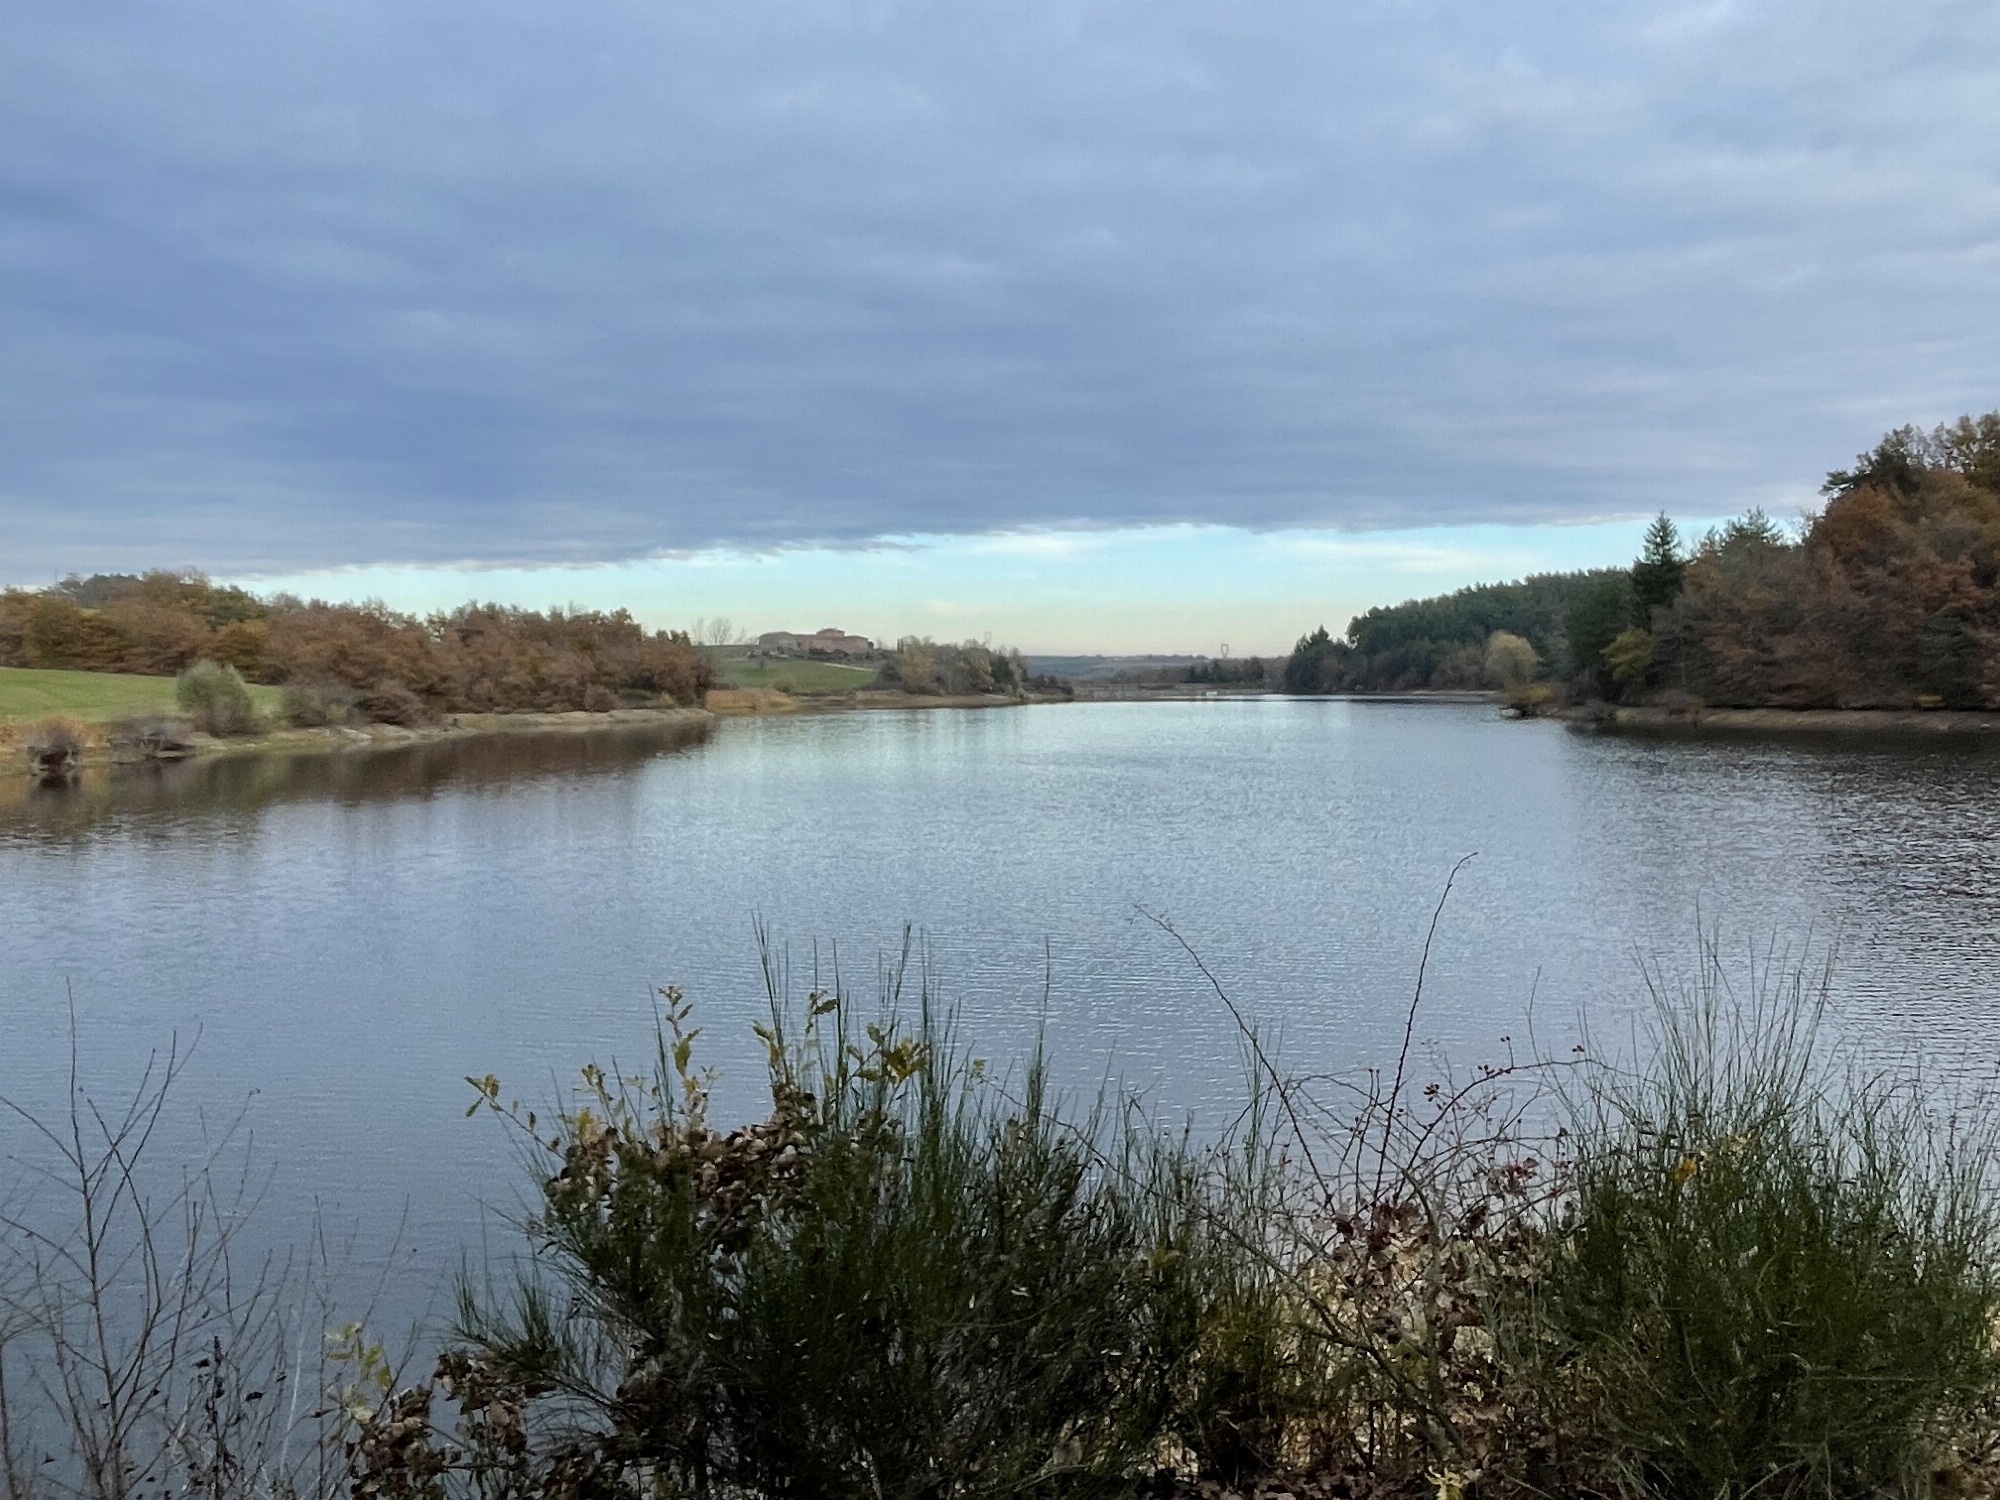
(2, 0), (1998, 576)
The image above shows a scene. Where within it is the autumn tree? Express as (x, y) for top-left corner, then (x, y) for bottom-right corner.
(0, 577), (713, 716)
(1484, 631), (1539, 689)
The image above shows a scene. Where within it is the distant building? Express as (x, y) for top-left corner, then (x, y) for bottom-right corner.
(756, 627), (875, 657)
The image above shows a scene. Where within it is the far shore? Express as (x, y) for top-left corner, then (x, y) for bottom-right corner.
(2, 684), (1086, 780)
(706, 686), (1071, 717)
(20, 678), (2000, 783)
(1564, 702), (2000, 736)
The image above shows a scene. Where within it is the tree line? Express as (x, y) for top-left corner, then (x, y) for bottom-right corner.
(1283, 570), (1629, 694)
(1284, 411), (2000, 709)
(0, 572), (712, 716)
(876, 636), (1045, 696)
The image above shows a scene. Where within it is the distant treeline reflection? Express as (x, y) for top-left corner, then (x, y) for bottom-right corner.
(0, 719), (713, 834)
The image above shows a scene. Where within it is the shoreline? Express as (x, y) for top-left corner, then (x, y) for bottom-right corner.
(2, 686), (1080, 780)
(24, 683), (1997, 781)
(706, 686), (1069, 716)
(1564, 703), (2000, 736)
(1, 704), (716, 779)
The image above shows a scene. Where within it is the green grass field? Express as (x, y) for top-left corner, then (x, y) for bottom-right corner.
(717, 657), (880, 695)
(0, 666), (284, 725)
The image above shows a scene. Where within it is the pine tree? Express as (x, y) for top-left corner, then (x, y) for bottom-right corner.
(1564, 574), (1632, 697)
(1629, 512), (1686, 625)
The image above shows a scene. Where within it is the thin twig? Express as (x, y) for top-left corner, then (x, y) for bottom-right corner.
(1375, 854), (1475, 1199)
(1138, 906), (1335, 1202)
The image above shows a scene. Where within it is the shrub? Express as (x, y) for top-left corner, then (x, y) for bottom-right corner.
(1518, 956), (2000, 1499)
(1503, 680), (1558, 716)
(888, 637), (937, 694)
(581, 683), (618, 713)
(359, 678), (429, 726)
(174, 659), (258, 735)
(25, 714), (83, 753)
(280, 678), (358, 727)
(434, 973), (1237, 1500)
(24, 715), (84, 772)
(105, 717), (196, 759)
(1655, 687), (1704, 719)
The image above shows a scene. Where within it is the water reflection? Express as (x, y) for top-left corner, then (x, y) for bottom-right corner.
(0, 720), (714, 839)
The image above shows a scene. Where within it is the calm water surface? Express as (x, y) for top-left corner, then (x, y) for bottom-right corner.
(4, 700), (1999, 1318)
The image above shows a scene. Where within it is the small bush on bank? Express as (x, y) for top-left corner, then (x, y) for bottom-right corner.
(1503, 680), (1558, 716)
(281, 678), (358, 727)
(1655, 686), (1705, 719)
(24, 715), (84, 760)
(581, 683), (618, 713)
(174, 658), (258, 735)
(105, 716), (196, 759)
(359, 678), (428, 726)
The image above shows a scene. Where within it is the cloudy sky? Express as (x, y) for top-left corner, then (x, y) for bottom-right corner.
(4, 2), (1996, 649)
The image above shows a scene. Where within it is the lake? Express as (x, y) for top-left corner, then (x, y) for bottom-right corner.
(4, 698), (2000, 1325)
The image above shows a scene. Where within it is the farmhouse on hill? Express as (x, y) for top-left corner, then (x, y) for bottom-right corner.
(756, 626), (875, 657)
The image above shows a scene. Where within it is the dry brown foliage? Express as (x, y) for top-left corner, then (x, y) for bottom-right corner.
(0, 573), (713, 720)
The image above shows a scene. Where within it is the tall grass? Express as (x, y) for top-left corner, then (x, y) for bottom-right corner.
(1135, 910), (2000, 1499)
(1517, 949), (2000, 1499)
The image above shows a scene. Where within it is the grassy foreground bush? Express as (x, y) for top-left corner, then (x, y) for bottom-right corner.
(174, 658), (258, 735)
(417, 968), (1261, 1500)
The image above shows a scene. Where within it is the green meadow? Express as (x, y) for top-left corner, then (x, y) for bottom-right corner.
(717, 656), (881, 695)
(0, 665), (283, 725)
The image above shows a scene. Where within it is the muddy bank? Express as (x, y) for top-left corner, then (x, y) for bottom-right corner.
(1, 705), (714, 778)
(1567, 703), (2000, 736)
